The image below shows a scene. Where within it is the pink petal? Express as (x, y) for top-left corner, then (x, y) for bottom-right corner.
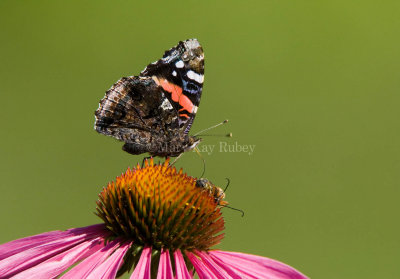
(196, 251), (244, 279)
(86, 241), (131, 279)
(0, 229), (102, 278)
(187, 251), (225, 279)
(65, 224), (108, 236)
(12, 237), (104, 279)
(174, 249), (193, 279)
(61, 239), (122, 279)
(0, 224), (107, 261)
(191, 251), (234, 279)
(208, 250), (309, 279)
(0, 231), (65, 260)
(130, 247), (152, 279)
(157, 249), (174, 279)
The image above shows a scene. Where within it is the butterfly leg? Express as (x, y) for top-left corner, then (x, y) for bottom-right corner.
(141, 156), (152, 168)
(194, 146), (206, 178)
(170, 153), (183, 165)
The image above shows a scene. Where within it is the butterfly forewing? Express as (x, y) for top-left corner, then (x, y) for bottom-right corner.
(140, 39), (204, 133)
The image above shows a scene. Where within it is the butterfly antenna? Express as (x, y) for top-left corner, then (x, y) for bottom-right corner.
(200, 132), (233, 137)
(193, 119), (229, 136)
(194, 146), (206, 178)
(223, 205), (245, 217)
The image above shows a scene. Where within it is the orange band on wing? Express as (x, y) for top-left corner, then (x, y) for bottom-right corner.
(153, 76), (194, 115)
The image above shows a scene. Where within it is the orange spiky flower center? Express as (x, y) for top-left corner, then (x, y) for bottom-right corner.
(96, 159), (225, 253)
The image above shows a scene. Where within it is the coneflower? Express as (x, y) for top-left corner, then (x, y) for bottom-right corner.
(0, 159), (308, 278)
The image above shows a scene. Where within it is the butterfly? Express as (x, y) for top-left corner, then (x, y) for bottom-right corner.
(95, 39), (204, 157)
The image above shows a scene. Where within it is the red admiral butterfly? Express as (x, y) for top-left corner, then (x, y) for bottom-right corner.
(95, 39), (204, 157)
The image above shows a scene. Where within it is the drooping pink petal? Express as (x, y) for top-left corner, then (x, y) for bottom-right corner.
(0, 225), (106, 278)
(64, 224), (109, 236)
(12, 237), (104, 279)
(186, 252), (233, 279)
(0, 224), (107, 261)
(196, 251), (243, 279)
(174, 249), (193, 279)
(208, 250), (309, 279)
(187, 251), (226, 279)
(130, 247), (152, 279)
(0, 231), (65, 260)
(157, 249), (174, 279)
(86, 241), (131, 279)
(61, 239), (122, 279)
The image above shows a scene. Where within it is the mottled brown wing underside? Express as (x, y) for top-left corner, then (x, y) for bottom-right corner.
(94, 76), (178, 145)
(94, 39), (204, 157)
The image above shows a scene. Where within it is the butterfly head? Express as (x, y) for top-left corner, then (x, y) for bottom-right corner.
(185, 136), (201, 152)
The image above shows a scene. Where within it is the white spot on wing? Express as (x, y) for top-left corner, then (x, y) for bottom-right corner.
(187, 70), (204, 83)
(172, 70), (177, 76)
(175, 60), (184, 68)
(160, 98), (173, 110)
(193, 105), (198, 113)
(184, 39), (200, 50)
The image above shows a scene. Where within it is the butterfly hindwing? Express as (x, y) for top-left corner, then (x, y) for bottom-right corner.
(95, 77), (166, 144)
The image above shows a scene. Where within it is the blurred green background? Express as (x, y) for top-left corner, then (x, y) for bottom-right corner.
(1, 1), (399, 278)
